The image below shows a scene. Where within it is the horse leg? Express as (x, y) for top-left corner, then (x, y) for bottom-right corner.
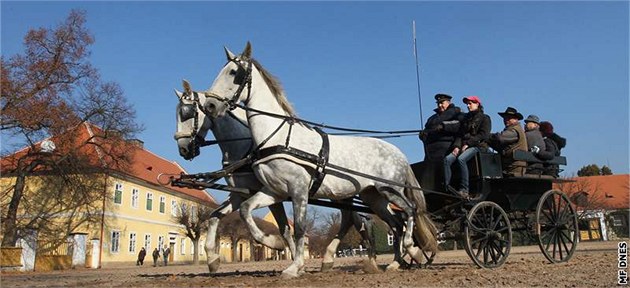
(205, 195), (243, 273)
(282, 193), (308, 278)
(268, 202), (296, 259)
(321, 206), (354, 272)
(239, 191), (286, 250)
(351, 212), (379, 273)
(359, 189), (405, 271)
(378, 186), (425, 265)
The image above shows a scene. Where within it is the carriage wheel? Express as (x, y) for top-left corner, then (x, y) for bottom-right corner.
(536, 189), (579, 263)
(464, 201), (512, 268)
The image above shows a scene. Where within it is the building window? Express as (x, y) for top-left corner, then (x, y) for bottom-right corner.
(191, 205), (197, 220)
(131, 188), (139, 208)
(114, 183), (123, 205)
(191, 241), (195, 255)
(111, 231), (121, 253)
(144, 234), (151, 250)
(129, 233), (137, 253)
(159, 196), (166, 214)
(180, 238), (186, 255)
(158, 236), (165, 251)
(171, 200), (178, 216)
(146, 192), (153, 211)
(199, 243), (204, 255)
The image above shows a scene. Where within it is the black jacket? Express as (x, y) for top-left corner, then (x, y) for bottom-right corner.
(420, 104), (461, 161)
(454, 109), (491, 149)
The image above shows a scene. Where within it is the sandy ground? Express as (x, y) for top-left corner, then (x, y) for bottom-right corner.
(1, 240), (624, 287)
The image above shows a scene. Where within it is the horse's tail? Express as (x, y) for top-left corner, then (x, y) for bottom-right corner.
(405, 166), (438, 254)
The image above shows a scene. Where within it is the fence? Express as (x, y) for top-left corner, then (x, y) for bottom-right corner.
(34, 240), (73, 271)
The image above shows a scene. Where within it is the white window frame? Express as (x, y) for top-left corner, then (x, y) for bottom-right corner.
(159, 196), (166, 214)
(114, 183), (123, 205)
(191, 241), (195, 255)
(144, 234), (152, 250)
(131, 188), (139, 209)
(171, 200), (178, 216)
(387, 233), (394, 246)
(129, 232), (137, 253)
(111, 230), (121, 253)
(158, 236), (165, 251)
(199, 243), (204, 255)
(180, 238), (186, 255)
(146, 192), (153, 211)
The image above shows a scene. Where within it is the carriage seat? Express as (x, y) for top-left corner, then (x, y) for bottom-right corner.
(513, 150), (566, 179)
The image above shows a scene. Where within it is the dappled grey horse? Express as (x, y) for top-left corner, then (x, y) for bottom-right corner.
(200, 42), (438, 278)
(174, 81), (376, 272)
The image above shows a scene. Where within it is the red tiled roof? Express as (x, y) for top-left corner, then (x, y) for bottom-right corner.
(556, 174), (629, 210)
(1, 123), (216, 206)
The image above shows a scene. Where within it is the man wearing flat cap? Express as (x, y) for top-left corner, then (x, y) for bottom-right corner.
(489, 107), (528, 176)
(523, 114), (546, 174)
(419, 93), (462, 163)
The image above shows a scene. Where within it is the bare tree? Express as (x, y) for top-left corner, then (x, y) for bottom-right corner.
(172, 204), (214, 264)
(556, 176), (609, 217)
(1, 10), (142, 247)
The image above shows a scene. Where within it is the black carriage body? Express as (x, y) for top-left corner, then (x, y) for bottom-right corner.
(411, 150), (577, 268)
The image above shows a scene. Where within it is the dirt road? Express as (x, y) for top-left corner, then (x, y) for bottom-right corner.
(1, 241), (623, 287)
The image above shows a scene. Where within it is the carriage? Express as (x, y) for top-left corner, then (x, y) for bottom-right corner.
(170, 42), (578, 276)
(410, 150), (578, 268)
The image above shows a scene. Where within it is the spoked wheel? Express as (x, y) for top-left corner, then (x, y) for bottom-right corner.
(464, 201), (512, 268)
(536, 189), (579, 263)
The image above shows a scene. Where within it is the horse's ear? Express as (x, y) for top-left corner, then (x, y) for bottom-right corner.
(174, 89), (183, 99)
(182, 80), (192, 94)
(224, 47), (236, 61)
(241, 41), (252, 59)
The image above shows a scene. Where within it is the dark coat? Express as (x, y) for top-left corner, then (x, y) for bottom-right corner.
(420, 104), (462, 162)
(138, 248), (146, 260)
(537, 137), (561, 177)
(454, 109), (491, 149)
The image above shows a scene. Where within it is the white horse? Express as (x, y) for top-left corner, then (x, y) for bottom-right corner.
(173, 81), (377, 273)
(201, 42), (438, 278)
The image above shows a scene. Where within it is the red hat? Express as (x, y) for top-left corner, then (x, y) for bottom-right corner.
(463, 96), (481, 105)
(539, 121), (554, 136)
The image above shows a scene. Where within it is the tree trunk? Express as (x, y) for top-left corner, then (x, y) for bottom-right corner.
(2, 171), (27, 247)
(192, 238), (199, 265)
(231, 238), (239, 262)
(2, 159), (41, 247)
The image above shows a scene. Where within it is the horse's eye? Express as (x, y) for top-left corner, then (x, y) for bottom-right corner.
(229, 69), (237, 76)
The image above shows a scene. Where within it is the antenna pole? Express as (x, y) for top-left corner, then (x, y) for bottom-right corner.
(413, 20), (424, 129)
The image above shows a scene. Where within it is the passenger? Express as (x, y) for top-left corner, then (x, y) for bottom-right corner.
(537, 121), (566, 177)
(419, 93), (462, 163)
(489, 107), (528, 177)
(443, 96), (491, 198)
(523, 115), (546, 174)
(540, 121), (566, 153)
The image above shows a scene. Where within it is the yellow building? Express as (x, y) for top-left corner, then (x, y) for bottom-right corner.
(1, 123), (217, 268)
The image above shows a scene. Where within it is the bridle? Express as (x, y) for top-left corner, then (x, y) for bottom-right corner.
(204, 56), (253, 111)
(174, 90), (210, 158)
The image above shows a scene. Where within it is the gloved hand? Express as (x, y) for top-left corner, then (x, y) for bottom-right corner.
(419, 130), (427, 141)
(530, 146), (541, 154)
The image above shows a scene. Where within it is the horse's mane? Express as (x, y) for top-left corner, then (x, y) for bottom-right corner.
(249, 58), (296, 117)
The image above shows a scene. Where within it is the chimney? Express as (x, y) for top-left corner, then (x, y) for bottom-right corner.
(128, 139), (144, 148)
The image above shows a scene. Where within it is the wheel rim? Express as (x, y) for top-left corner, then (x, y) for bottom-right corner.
(536, 190), (579, 263)
(464, 201), (512, 268)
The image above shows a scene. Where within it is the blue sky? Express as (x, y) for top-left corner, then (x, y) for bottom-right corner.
(2, 1), (628, 205)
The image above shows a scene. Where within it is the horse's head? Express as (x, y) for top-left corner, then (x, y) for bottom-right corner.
(173, 80), (213, 160)
(203, 42), (254, 119)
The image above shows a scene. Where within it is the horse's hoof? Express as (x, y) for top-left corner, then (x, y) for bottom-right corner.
(281, 270), (299, 279)
(207, 257), (220, 273)
(362, 259), (381, 274)
(385, 261), (400, 272)
(320, 262), (334, 272)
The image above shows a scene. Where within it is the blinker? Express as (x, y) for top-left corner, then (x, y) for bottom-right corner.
(179, 104), (196, 121)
